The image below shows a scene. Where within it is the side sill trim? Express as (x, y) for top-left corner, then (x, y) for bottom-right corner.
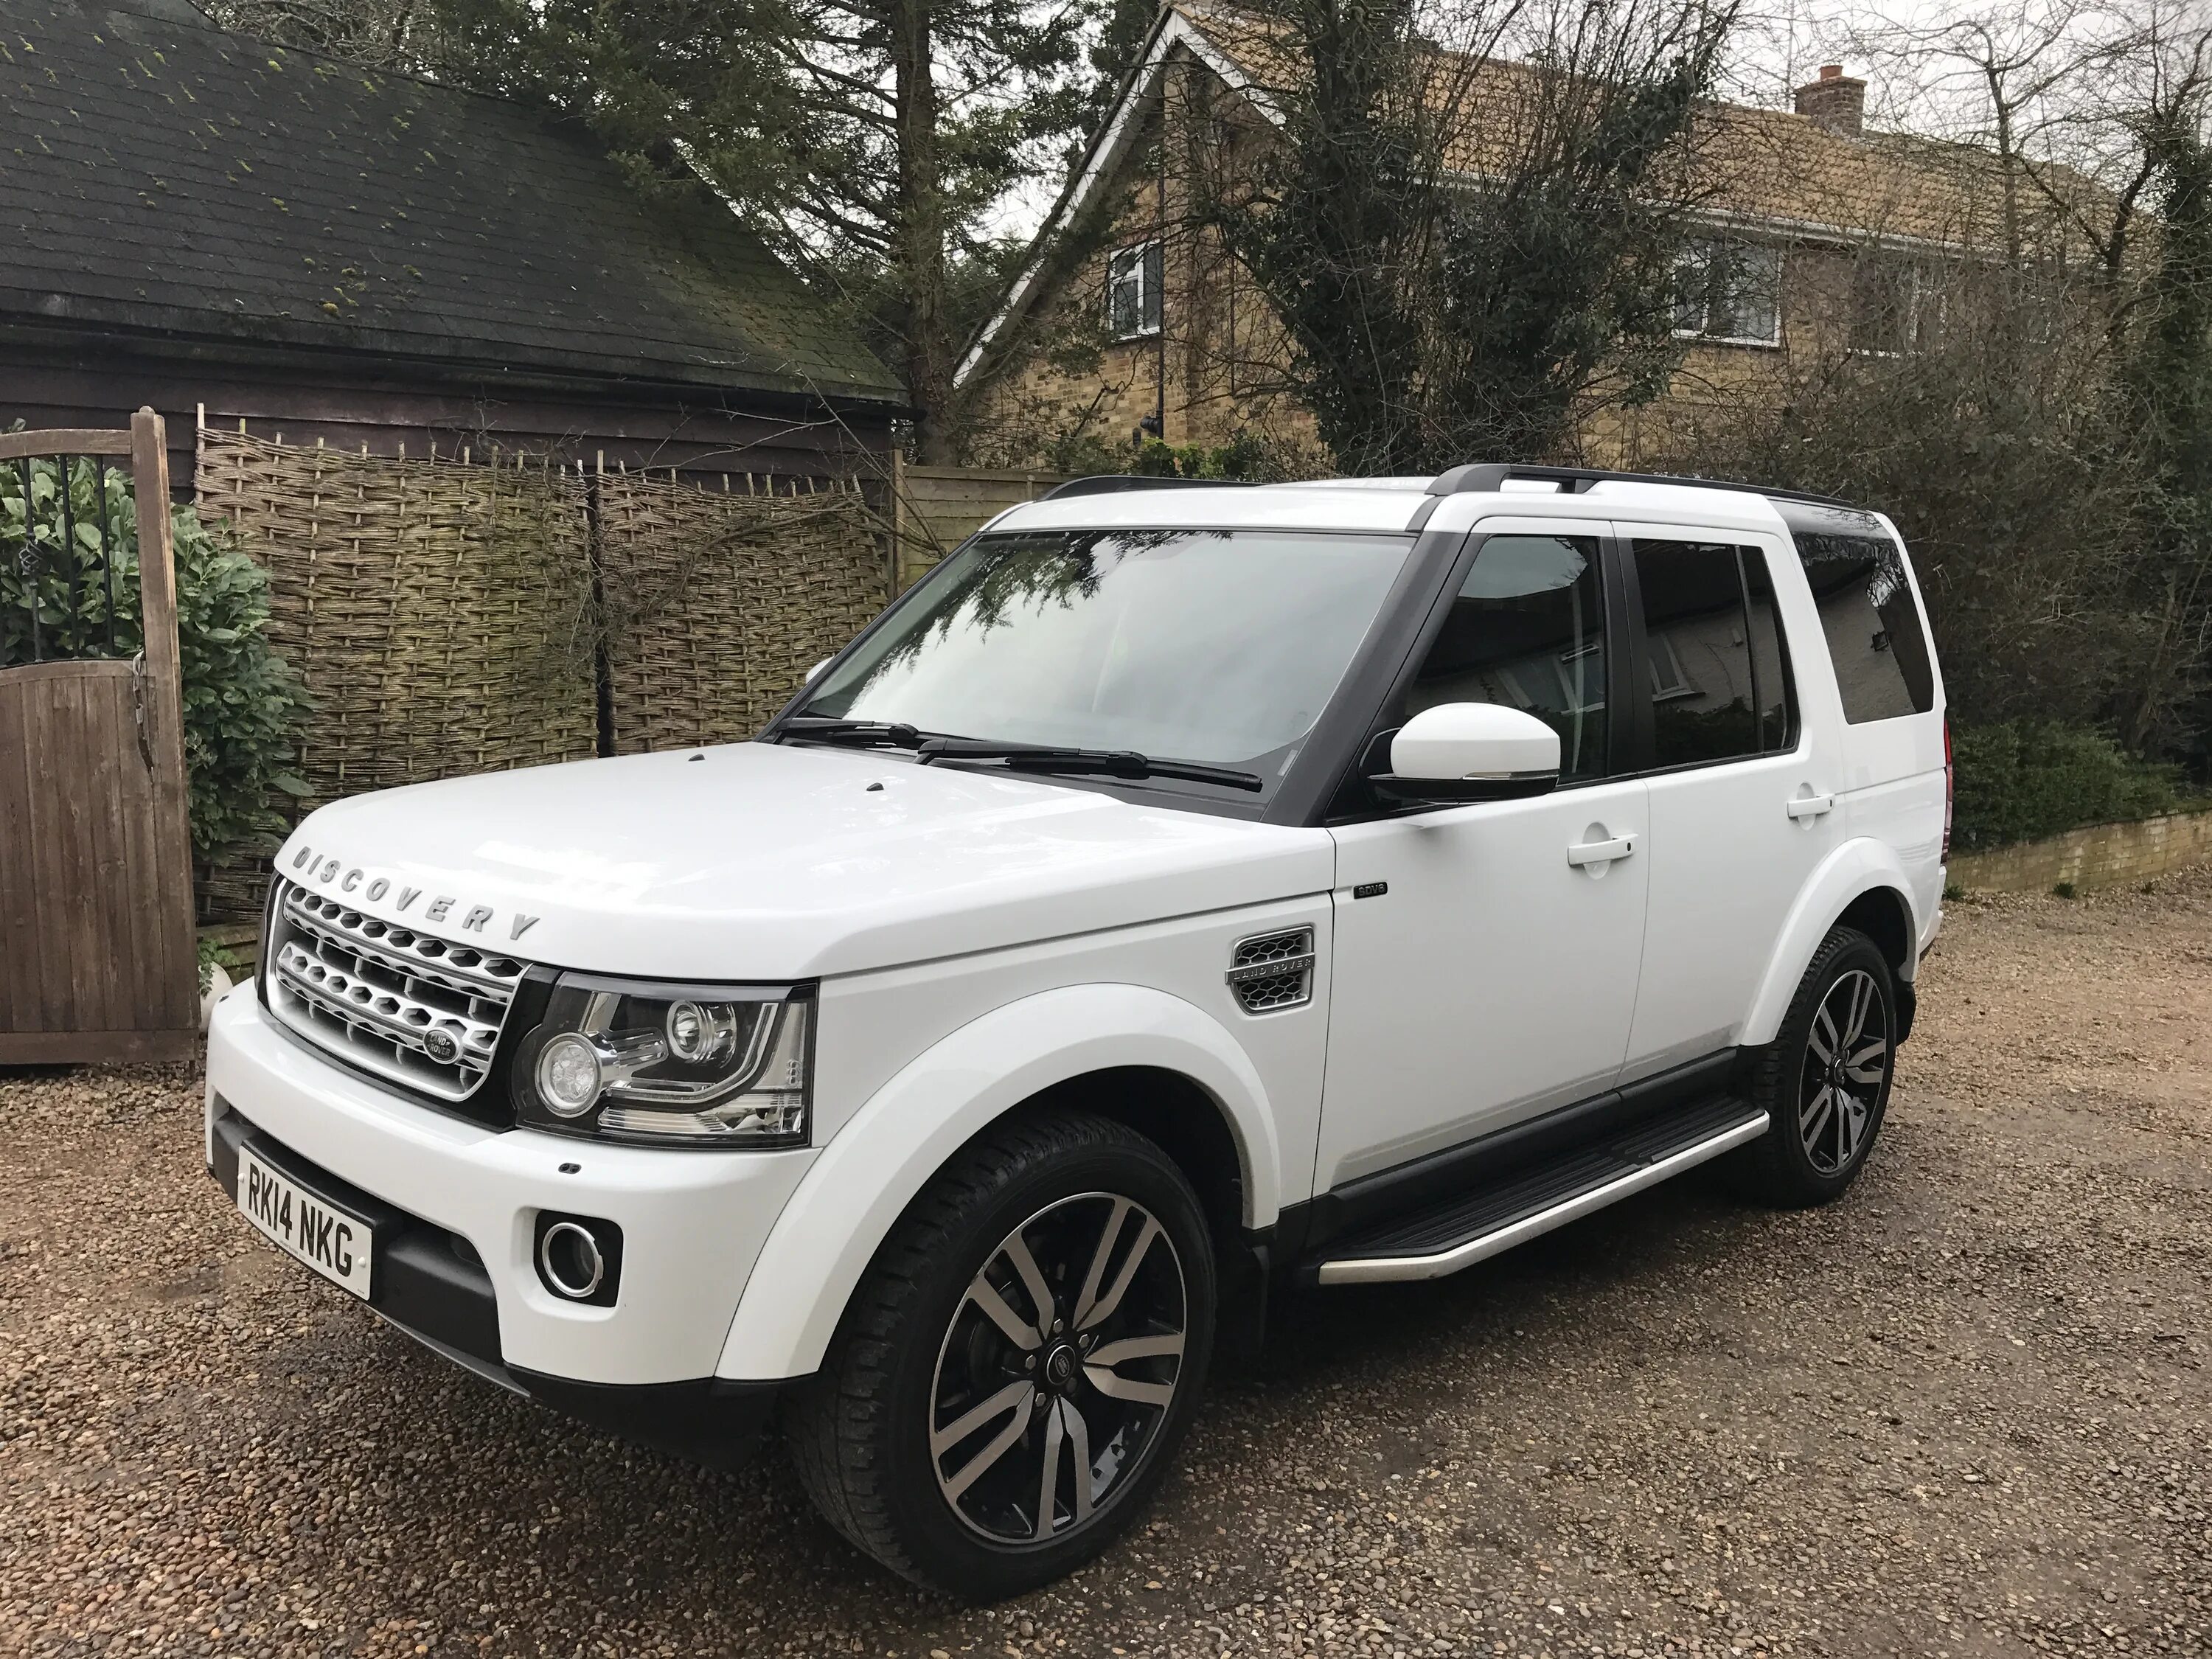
(1313, 1112), (1769, 1285)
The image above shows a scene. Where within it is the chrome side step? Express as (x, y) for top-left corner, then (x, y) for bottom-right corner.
(1314, 1106), (1770, 1286)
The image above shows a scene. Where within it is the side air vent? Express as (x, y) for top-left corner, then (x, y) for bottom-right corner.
(1225, 927), (1316, 1015)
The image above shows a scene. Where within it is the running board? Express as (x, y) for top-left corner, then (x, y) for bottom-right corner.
(1313, 1098), (1770, 1286)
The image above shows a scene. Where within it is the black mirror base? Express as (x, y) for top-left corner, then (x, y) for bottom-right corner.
(1368, 772), (1559, 805)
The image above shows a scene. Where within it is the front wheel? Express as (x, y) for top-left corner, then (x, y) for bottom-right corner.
(787, 1109), (1217, 1597)
(1734, 926), (1898, 1207)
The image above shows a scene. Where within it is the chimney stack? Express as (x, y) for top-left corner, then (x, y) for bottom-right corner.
(1795, 63), (1866, 136)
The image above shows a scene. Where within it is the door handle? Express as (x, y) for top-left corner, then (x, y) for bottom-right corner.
(1567, 833), (1637, 867)
(1786, 793), (1835, 821)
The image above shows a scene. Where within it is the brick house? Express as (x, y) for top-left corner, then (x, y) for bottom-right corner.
(956, 1), (2031, 471)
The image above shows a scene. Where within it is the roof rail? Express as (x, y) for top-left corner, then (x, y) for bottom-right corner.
(1425, 462), (1860, 512)
(1039, 475), (1253, 501)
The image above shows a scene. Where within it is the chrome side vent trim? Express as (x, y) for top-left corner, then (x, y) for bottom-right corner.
(265, 881), (529, 1101)
(1226, 926), (1315, 1014)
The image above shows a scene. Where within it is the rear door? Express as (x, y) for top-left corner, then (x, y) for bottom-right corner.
(1613, 524), (1843, 1077)
(1318, 521), (1649, 1191)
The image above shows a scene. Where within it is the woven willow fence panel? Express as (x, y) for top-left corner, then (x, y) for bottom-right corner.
(596, 471), (886, 754)
(193, 433), (888, 917)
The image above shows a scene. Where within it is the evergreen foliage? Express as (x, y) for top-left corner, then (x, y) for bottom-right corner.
(1950, 722), (2188, 850)
(0, 456), (312, 864)
(422, 0), (1093, 461)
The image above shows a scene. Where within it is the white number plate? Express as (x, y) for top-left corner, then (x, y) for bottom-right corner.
(237, 1146), (374, 1299)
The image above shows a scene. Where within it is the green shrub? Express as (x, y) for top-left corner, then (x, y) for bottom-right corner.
(1951, 720), (2187, 850)
(1, 455), (311, 863)
(1034, 429), (1322, 482)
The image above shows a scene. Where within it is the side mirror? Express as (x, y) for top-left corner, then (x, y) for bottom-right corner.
(1371, 703), (1561, 804)
(806, 657), (832, 683)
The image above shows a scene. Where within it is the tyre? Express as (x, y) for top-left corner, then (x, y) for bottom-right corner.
(787, 1109), (1217, 1598)
(1734, 926), (1897, 1207)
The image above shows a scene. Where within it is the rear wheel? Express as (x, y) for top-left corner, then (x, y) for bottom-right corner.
(788, 1110), (1215, 1598)
(1736, 926), (1897, 1207)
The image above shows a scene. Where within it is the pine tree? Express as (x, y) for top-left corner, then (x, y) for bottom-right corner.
(428, 0), (1095, 459)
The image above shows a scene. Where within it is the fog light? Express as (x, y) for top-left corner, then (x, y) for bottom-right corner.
(532, 1211), (622, 1306)
(535, 1032), (601, 1117)
(538, 1221), (605, 1299)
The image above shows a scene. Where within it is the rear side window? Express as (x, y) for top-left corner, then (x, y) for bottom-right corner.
(1784, 516), (1935, 723)
(1630, 538), (1797, 768)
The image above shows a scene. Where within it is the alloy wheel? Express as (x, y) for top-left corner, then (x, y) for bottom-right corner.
(1799, 967), (1890, 1175)
(928, 1192), (1188, 1544)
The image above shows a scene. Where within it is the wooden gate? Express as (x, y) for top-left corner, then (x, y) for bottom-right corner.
(0, 411), (199, 1062)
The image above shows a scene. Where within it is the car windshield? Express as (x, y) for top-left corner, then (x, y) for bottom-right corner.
(798, 528), (1414, 782)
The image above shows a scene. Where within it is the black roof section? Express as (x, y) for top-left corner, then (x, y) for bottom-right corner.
(0, 0), (904, 406)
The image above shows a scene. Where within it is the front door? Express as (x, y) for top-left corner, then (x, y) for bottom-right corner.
(1318, 527), (1649, 1194)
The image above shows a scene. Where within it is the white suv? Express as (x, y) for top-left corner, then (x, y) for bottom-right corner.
(206, 465), (1947, 1596)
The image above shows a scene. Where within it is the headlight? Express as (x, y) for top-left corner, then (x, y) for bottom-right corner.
(511, 975), (813, 1147)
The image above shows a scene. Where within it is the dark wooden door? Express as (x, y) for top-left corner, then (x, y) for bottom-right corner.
(0, 411), (199, 1062)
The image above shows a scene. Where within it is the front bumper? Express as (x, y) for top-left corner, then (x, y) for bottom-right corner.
(206, 988), (819, 1397)
(207, 1105), (783, 1467)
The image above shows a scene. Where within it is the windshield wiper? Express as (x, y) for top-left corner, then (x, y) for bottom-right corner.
(776, 714), (928, 748)
(914, 737), (1263, 793)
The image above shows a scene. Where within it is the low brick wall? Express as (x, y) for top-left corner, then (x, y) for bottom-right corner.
(1949, 808), (2212, 894)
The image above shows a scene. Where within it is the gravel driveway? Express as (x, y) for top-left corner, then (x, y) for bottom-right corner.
(4, 872), (2208, 1658)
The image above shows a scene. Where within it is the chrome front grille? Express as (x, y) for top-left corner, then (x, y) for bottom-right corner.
(1225, 926), (1316, 1015)
(266, 883), (528, 1100)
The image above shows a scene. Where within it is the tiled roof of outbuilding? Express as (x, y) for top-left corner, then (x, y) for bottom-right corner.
(0, 0), (904, 404)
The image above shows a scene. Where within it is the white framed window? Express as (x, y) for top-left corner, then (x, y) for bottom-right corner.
(1674, 239), (1782, 347)
(1107, 241), (1164, 339)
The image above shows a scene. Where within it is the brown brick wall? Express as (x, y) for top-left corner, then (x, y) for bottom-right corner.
(1947, 810), (2212, 894)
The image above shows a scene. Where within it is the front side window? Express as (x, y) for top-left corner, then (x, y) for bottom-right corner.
(1674, 239), (1783, 345)
(803, 529), (1413, 785)
(1107, 242), (1163, 338)
(1632, 538), (1797, 768)
(1400, 534), (1609, 781)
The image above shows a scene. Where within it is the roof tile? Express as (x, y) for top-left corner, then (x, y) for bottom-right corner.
(0, 0), (903, 404)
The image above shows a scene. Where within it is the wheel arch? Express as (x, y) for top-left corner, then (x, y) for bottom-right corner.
(714, 983), (1279, 1382)
(1742, 839), (1924, 1048)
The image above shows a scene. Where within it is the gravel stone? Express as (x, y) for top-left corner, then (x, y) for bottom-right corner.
(3, 871), (2208, 1656)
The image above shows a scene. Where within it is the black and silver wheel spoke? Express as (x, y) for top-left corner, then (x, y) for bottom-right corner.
(1799, 967), (1890, 1175)
(931, 1192), (1186, 1545)
(1083, 1331), (1183, 1405)
(932, 1379), (1037, 1500)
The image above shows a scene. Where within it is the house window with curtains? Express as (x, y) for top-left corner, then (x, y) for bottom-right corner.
(1107, 241), (1163, 339)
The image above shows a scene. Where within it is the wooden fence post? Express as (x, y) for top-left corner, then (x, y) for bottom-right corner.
(888, 448), (907, 596)
(130, 407), (199, 1024)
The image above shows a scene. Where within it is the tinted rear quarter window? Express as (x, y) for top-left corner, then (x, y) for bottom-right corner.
(1778, 504), (1935, 723)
